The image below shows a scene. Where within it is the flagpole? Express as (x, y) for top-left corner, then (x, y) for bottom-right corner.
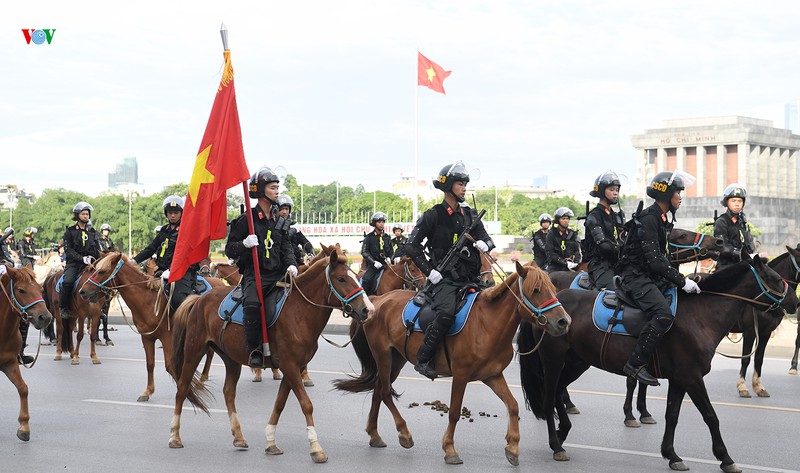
(413, 49), (419, 224)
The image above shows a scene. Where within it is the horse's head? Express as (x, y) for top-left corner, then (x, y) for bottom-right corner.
(321, 244), (375, 322)
(479, 253), (496, 287)
(749, 252), (799, 315)
(514, 261), (571, 336)
(79, 252), (124, 303)
(777, 245), (800, 287)
(1, 266), (52, 330)
(387, 257), (425, 291)
(669, 228), (723, 263)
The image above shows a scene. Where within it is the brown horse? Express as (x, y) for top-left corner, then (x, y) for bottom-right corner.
(517, 255), (798, 472)
(167, 244), (374, 462)
(1, 266), (53, 441)
(77, 252), (223, 401)
(42, 267), (107, 365)
(333, 262), (571, 466)
(209, 262), (242, 286)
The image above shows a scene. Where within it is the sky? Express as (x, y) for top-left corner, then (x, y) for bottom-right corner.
(4, 1), (800, 200)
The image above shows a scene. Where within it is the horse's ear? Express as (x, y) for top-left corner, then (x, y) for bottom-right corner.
(515, 261), (528, 278)
(329, 250), (340, 269)
(321, 245), (332, 257)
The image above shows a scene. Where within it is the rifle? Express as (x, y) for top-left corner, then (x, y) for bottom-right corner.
(576, 200), (590, 221)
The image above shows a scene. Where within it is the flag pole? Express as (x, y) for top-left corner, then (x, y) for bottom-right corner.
(413, 49), (419, 223)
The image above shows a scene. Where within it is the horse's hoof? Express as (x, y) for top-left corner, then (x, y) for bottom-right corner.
(445, 454), (463, 465)
(168, 439), (184, 448)
(640, 416), (657, 424)
(369, 438), (387, 448)
(233, 439), (249, 449)
(310, 451), (328, 463)
(505, 448), (519, 466)
(17, 429), (30, 442)
(738, 390), (751, 398)
(624, 419), (641, 428)
(71, 359), (79, 365)
(265, 445), (283, 455)
(755, 389), (770, 398)
(399, 436), (414, 449)
(92, 359), (101, 365)
(54, 355), (62, 361)
(721, 462), (742, 473)
(565, 406), (580, 415)
(789, 368), (798, 375)
(669, 461), (689, 471)
(303, 379), (315, 387)
(137, 395), (150, 402)
(553, 451), (570, 461)
(252, 376), (262, 383)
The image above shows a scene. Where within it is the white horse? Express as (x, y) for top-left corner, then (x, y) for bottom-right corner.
(33, 252), (63, 285)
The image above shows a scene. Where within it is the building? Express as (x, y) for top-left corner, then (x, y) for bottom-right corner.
(392, 173), (439, 203)
(630, 116), (800, 254)
(108, 157), (138, 188)
(786, 103), (800, 135)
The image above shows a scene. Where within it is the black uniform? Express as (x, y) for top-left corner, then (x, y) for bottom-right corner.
(288, 227), (314, 264)
(226, 204), (296, 356)
(0, 232), (16, 263)
(713, 210), (755, 269)
(360, 229), (394, 296)
(391, 235), (408, 259)
(583, 204), (624, 289)
(61, 224), (101, 312)
(133, 224), (195, 311)
(544, 226), (581, 272)
(98, 235), (116, 253)
(532, 229), (549, 269)
(18, 238), (36, 268)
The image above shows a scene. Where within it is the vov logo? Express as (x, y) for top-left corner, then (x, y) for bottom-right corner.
(22, 29), (56, 45)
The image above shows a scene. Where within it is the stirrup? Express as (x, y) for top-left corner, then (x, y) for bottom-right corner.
(623, 362), (660, 387)
(248, 350), (264, 368)
(414, 360), (438, 381)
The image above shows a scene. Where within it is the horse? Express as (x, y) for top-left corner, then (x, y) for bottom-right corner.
(32, 251), (63, 285)
(791, 320), (800, 376)
(517, 254), (798, 472)
(1, 266), (53, 441)
(209, 262), (242, 286)
(76, 252), (224, 401)
(42, 266), (107, 365)
(333, 262), (571, 466)
(167, 244), (373, 462)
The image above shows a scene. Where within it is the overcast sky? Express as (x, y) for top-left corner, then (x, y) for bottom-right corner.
(4, 1), (800, 199)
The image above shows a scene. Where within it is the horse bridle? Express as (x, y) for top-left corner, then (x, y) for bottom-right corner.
(324, 265), (367, 318)
(703, 264), (790, 311)
(669, 233), (711, 263)
(85, 258), (126, 292)
(516, 273), (562, 326)
(0, 277), (45, 323)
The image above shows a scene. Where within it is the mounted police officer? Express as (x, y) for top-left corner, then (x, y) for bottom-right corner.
(545, 207), (581, 273)
(276, 194), (315, 264)
(133, 196), (195, 312)
(404, 161), (494, 380)
(618, 171), (701, 386)
(1, 227), (17, 264)
(98, 223), (116, 253)
(390, 224), (408, 263)
(713, 184), (755, 269)
(584, 171), (624, 289)
(18, 227), (38, 268)
(361, 212), (393, 296)
(226, 167), (297, 368)
(532, 213), (551, 269)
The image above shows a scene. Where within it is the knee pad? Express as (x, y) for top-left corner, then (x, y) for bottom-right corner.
(652, 315), (673, 334)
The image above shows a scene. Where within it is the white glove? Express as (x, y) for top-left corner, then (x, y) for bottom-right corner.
(566, 261), (578, 270)
(393, 257), (401, 264)
(373, 261), (383, 269)
(34, 255), (41, 261)
(161, 269), (171, 280)
(428, 269), (442, 285)
(0, 265), (7, 276)
(473, 240), (489, 253)
(242, 234), (259, 248)
(682, 278), (701, 294)
(82, 256), (93, 265)
(287, 265), (298, 277)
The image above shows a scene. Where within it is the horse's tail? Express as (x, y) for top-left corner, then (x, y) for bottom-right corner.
(170, 294), (212, 414)
(517, 320), (548, 420)
(41, 275), (52, 313)
(332, 318), (397, 398)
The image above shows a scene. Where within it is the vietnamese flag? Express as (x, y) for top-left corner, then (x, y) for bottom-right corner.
(169, 49), (251, 283)
(417, 52), (451, 94)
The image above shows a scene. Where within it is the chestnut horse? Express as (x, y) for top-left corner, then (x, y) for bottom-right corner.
(167, 244), (374, 463)
(333, 262), (571, 466)
(518, 255), (797, 472)
(77, 252), (223, 401)
(209, 262), (242, 286)
(1, 266), (53, 441)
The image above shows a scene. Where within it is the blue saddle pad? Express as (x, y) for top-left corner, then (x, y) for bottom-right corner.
(592, 287), (677, 335)
(162, 275), (212, 295)
(217, 287), (288, 328)
(196, 276), (212, 295)
(55, 274), (77, 295)
(402, 291), (479, 336)
(569, 271), (589, 290)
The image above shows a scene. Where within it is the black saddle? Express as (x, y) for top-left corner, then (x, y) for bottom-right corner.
(408, 283), (481, 333)
(600, 276), (672, 337)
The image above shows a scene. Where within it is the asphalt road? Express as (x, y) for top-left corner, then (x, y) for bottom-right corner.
(2, 325), (799, 473)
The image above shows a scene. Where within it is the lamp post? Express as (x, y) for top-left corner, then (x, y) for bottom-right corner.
(128, 190), (133, 257)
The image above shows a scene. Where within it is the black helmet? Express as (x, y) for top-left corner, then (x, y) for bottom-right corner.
(590, 170), (621, 203)
(162, 195), (185, 216)
(277, 194), (294, 209)
(553, 207), (574, 219)
(721, 183), (747, 207)
(248, 167), (280, 199)
(538, 213), (552, 224)
(100, 223), (112, 232)
(392, 224), (403, 232)
(433, 161), (470, 199)
(370, 212), (387, 226)
(72, 201), (93, 221)
(646, 171), (686, 202)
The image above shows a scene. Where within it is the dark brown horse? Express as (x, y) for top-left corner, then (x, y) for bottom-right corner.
(167, 244), (374, 462)
(1, 266), (53, 441)
(333, 262), (571, 466)
(518, 255), (798, 472)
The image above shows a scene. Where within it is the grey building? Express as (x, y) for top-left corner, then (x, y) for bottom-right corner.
(108, 157), (138, 188)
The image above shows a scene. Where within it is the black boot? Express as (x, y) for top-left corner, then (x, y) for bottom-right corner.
(243, 317), (263, 368)
(623, 323), (665, 387)
(415, 321), (446, 380)
(18, 320), (33, 365)
(59, 283), (73, 320)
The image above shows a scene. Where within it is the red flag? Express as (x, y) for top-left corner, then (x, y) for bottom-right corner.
(417, 52), (451, 94)
(169, 50), (250, 283)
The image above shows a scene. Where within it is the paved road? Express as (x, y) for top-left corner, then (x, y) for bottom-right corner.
(2, 325), (800, 473)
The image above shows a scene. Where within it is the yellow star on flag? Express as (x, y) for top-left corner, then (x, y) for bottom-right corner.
(188, 144), (216, 205)
(426, 66), (436, 83)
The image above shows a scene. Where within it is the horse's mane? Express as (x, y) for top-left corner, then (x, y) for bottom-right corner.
(296, 254), (328, 283)
(482, 264), (556, 302)
(697, 261), (751, 292)
(7, 266), (37, 286)
(482, 272), (519, 301)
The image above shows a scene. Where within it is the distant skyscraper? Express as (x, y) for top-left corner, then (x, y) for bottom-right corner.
(531, 176), (548, 188)
(785, 103), (800, 134)
(108, 157), (138, 188)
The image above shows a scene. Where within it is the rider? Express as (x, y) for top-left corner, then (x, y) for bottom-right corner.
(1, 227), (17, 264)
(583, 171), (624, 289)
(18, 227), (38, 268)
(226, 167), (297, 368)
(390, 224), (408, 263)
(532, 213), (552, 269)
(96, 224), (116, 345)
(545, 207), (581, 273)
(713, 184), (755, 270)
(617, 171), (701, 386)
(133, 196), (197, 312)
(360, 211), (393, 296)
(405, 162), (494, 380)
(276, 194), (315, 264)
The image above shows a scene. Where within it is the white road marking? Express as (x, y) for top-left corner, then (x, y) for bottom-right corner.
(83, 399), (228, 414)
